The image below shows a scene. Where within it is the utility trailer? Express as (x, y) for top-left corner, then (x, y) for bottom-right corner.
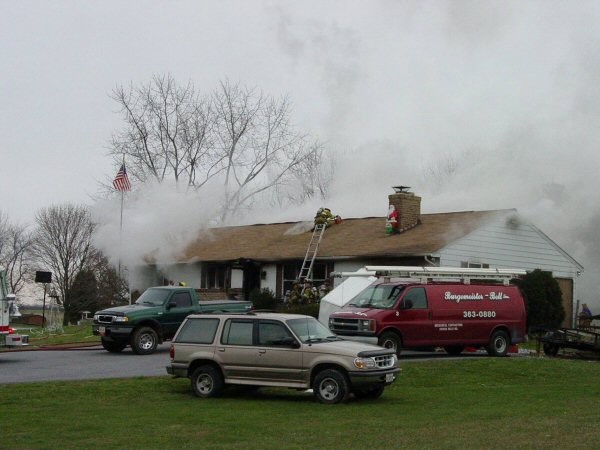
(538, 323), (600, 357)
(0, 268), (29, 349)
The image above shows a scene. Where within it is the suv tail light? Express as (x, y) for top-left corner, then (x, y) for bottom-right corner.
(169, 344), (175, 360)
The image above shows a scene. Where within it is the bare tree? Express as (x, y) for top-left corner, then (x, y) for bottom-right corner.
(30, 204), (95, 325)
(110, 75), (331, 221)
(0, 212), (32, 295)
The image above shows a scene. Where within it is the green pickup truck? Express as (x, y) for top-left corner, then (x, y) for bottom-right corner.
(92, 286), (252, 355)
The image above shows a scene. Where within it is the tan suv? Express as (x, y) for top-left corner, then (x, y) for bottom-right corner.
(166, 312), (400, 404)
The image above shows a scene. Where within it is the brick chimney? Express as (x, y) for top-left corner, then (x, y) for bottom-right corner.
(388, 186), (421, 232)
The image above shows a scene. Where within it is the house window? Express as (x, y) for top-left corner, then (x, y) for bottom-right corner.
(281, 261), (333, 297)
(202, 264), (227, 289)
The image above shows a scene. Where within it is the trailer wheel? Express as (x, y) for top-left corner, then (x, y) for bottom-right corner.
(131, 326), (159, 355)
(543, 343), (560, 356)
(378, 331), (402, 356)
(486, 330), (509, 357)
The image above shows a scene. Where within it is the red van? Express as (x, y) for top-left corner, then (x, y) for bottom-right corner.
(327, 267), (527, 357)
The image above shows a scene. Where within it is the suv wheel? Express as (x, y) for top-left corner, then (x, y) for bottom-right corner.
(378, 331), (402, 356)
(131, 327), (158, 355)
(101, 339), (127, 353)
(191, 365), (224, 398)
(313, 369), (349, 404)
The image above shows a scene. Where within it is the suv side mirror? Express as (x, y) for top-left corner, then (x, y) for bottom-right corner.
(167, 301), (177, 310)
(275, 337), (301, 348)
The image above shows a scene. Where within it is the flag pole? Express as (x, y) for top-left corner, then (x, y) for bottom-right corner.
(113, 157), (131, 303)
(118, 188), (124, 278)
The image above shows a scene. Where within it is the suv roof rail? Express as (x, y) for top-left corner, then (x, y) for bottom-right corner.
(332, 266), (527, 286)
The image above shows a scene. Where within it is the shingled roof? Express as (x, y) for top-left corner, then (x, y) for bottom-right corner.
(177, 209), (513, 263)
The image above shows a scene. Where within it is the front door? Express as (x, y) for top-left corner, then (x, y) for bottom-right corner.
(255, 320), (303, 384)
(159, 291), (196, 338)
(396, 287), (434, 347)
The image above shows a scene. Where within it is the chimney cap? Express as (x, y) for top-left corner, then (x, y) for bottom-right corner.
(392, 185), (411, 193)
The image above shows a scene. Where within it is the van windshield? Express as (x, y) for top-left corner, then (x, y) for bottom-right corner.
(347, 285), (404, 309)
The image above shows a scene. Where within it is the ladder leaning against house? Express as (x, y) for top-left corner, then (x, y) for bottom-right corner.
(298, 223), (327, 294)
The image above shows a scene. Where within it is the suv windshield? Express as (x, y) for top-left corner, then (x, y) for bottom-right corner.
(134, 289), (171, 306)
(287, 317), (340, 344)
(347, 284), (404, 309)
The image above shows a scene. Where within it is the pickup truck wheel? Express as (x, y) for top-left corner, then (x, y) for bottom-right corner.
(353, 385), (385, 400)
(378, 331), (402, 356)
(191, 365), (224, 398)
(444, 346), (465, 356)
(543, 343), (560, 356)
(101, 339), (127, 353)
(313, 369), (349, 404)
(486, 330), (509, 357)
(131, 327), (158, 355)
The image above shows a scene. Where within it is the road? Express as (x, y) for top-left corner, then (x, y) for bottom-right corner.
(0, 344), (492, 384)
(0, 344), (172, 384)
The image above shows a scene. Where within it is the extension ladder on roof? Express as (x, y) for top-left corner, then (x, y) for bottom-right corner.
(332, 266), (527, 286)
(298, 223), (327, 292)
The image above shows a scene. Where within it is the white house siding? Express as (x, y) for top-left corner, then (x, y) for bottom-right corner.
(331, 260), (370, 288)
(436, 221), (581, 279)
(436, 220), (582, 327)
(170, 263), (202, 288)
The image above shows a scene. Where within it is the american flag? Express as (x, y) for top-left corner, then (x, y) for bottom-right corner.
(113, 164), (132, 191)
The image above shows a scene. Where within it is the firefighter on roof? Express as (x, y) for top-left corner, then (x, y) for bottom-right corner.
(314, 207), (339, 229)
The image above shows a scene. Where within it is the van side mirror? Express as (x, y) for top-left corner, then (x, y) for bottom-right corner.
(401, 299), (413, 310)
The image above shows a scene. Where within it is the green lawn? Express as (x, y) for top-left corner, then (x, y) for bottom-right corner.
(1, 357), (599, 449)
(7, 324), (100, 349)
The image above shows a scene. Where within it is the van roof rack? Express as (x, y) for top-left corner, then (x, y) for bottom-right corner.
(331, 266), (527, 286)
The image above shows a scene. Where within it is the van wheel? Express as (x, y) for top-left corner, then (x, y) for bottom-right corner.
(131, 327), (158, 355)
(191, 365), (224, 398)
(378, 331), (402, 356)
(353, 385), (385, 400)
(313, 369), (349, 404)
(543, 343), (560, 356)
(444, 346), (465, 356)
(486, 330), (509, 357)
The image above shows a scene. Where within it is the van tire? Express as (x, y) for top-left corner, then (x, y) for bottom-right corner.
(131, 327), (159, 355)
(378, 331), (402, 356)
(313, 369), (350, 404)
(191, 365), (224, 398)
(486, 330), (510, 357)
(444, 345), (464, 356)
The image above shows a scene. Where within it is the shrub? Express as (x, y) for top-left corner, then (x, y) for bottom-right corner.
(515, 269), (565, 330)
(283, 303), (320, 319)
(249, 288), (278, 311)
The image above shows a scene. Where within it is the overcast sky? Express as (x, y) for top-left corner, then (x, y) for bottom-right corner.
(2, 1), (600, 308)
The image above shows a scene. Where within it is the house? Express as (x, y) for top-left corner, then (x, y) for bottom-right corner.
(132, 188), (583, 327)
